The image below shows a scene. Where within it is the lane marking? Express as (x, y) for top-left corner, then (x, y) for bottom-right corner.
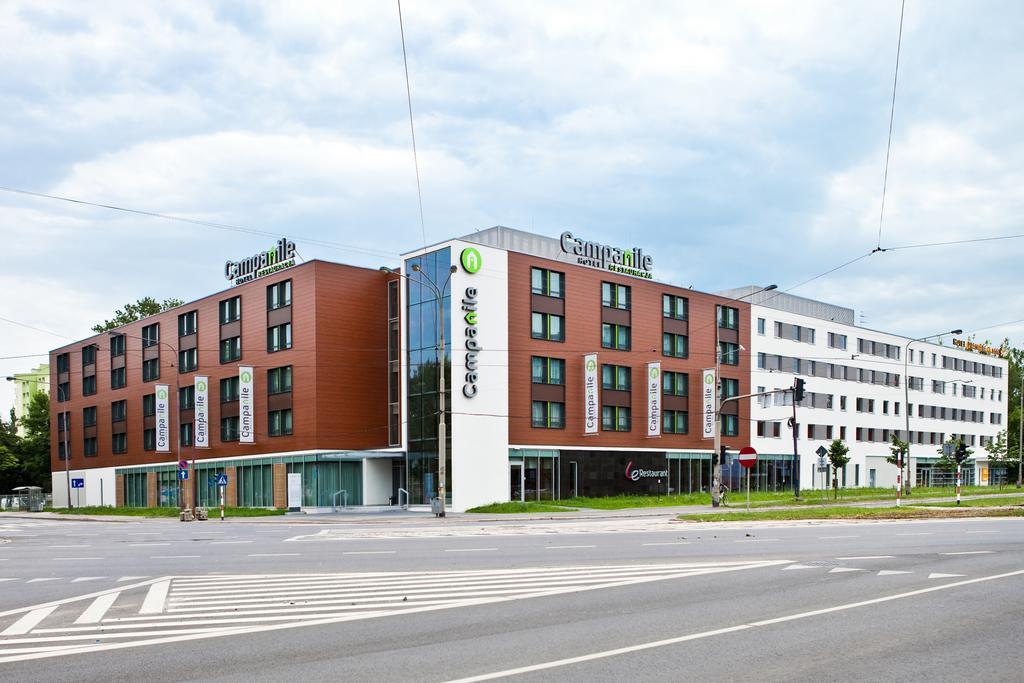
(965, 530), (1000, 534)
(781, 564), (817, 571)
(2, 607), (58, 636)
(27, 579), (60, 583)
(210, 541), (252, 545)
(818, 535), (858, 539)
(139, 581), (171, 615)
(128, 543), (170, 547)
(342, 551), (396, 555)
(247, 554), (300, 558)
(929, 573), (965, 579)
(443, 569), (1024, 682)
(72, 577), (105, 583)
(52, 558), (102, 561)
(941, 551), (993, 556)
(642, 542), (691, 546)
(837, 556), (894, 560)
(74, 593), (120, 624)
(896, 533), (931, 537)
(545, 545), (596, 550)
(0, 577), (168, 620)
(151, 556), (200, 559)
(444, 548), (498, 553)
(877, 570), (911, 576)
(118, 577), (149, 582)
(828, 567), (864, 574)
(48, 545), (90, 549)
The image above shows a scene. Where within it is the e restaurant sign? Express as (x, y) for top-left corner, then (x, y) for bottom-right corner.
(560, 231), (653, 279)
(225, 238), (297, 287)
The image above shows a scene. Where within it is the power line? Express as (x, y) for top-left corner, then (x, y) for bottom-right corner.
(397, 0), (427, 247)
(884, 233), (1024, 251)
(0, 315), (74, 341)
(876, 0), (906, 250)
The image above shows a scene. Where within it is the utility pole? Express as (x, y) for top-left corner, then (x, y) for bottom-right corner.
(1017, 372), (1022, 488)
(791, 378), (804, 499)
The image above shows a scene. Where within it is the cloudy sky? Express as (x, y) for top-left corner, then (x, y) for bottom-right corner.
(2, 1), (1022, 415)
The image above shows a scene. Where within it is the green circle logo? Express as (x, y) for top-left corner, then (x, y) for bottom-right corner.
(649, 367), (660, 379)
(241, 371), (252, 383)
(586, 359), (597, 371)
(461, 247), (482, 274)
(157, 389), (168, 400)
(704, 373), (714, 384)
(196, 380), (207, 392)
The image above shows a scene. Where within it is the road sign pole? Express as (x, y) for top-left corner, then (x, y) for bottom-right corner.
(746, 467), (750, 511)
(956, 464), (962, 506)
(219, 486), (225, 521)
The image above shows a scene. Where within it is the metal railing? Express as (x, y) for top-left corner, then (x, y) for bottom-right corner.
(332, 490), (348, 512)
(397, 487), (409, 510)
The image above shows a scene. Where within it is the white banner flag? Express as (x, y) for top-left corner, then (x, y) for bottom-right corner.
(194, 376), (209, 448)
(647, 362), (661, 437)
(583, 354), (599, 435)
(702, 368), (716, 440)
(239, 366), (254, 443)
(155, 384), (170, 452)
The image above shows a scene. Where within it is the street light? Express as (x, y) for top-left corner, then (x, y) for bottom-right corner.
(1018, 371), (1022, 488)
(381, 262), (458, 517)
(6, 375), (68, 507)
(712, 284), (777, 508)
(110, 330), (186, 513)
(901, 328), (961, 505)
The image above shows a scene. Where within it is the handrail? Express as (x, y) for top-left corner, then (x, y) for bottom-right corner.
(397, 487), (409, 510)
(332, 489), (348, 512)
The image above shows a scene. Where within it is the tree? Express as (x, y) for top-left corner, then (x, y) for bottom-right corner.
(983, 429), (1013, 487)
(19, 392), (51, 489)
(936, 436), (973, 474)
(0, 409), (23, 493)
(91, 297), (184, 333)
(827, 438), (851, 500)
(886, 432), (910, 493)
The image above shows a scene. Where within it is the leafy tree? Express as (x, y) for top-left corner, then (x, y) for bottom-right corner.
(886, 432), (910, 493)
(827, 438), (850, 500)
(91, 297), (184, 333)
(0, 409), (23, 492)
(936, 435), (973, 473)
(19, 392), (51, 489)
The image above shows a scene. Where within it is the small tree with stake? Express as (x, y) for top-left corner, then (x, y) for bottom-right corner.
(886, 433), (910, 494)
(827, 438), (850, 501)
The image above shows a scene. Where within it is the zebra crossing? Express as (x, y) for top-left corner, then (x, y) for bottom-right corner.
(0, 559), (788, 663)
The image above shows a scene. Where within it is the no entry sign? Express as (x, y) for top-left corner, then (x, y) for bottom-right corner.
(738, 446), (758, 469)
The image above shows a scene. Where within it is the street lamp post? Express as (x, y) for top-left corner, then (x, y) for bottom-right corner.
(5, 376), (68, 507)
(381, 263), (458, 517)
(1018, 371), (1022, 488)
(901, 328), (961, 505)
(712, 284), (777, 508)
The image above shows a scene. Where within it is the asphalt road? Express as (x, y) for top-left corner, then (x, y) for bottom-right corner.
(0, 512), (1022, 681)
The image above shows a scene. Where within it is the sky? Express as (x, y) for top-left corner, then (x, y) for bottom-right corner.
(2, 0), (1022, 417)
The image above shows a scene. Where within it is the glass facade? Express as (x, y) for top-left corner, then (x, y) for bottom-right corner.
(287, 460), (362, 507)
(406, 247), (452, 506)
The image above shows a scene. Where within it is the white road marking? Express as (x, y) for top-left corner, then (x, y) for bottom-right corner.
(2, 607), (58, 636)
(52, 558), (102, 561)
(27, 579), (60, 584)
(965, 530), (1000, 534)
(444, 548), (498, 553)
(828, 567), (864, 573)
(818, 535), (858, 539)
(74, 593), (120, 624)
(247, 554), (300, 558)
(781, 564), (817, 570)
(837, 556), (893, 560)
(139, 581), (171, 615)
(210, 541), (252, 545)
(442, 569), (1024, 682)
(896, 533), (931, 536)
(928, 573), (965, 579)
(48, 545), (90, 549)
(642, 542), (690, 546)
(545, 545), (596, 550)
(877, 570), (911, 576)
(941, 551), (993, 556)
(118, 577), (149, 582)
(342, 551), (396, 555)
(128, 543), (170, 547)
(151, 556), (200, 559)
(72, 577), (105, 583)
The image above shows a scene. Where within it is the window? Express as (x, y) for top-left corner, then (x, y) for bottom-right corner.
(144, 428), (156, 451)
(895, 402), (901, 416)
(663, 371), (688, 396)
(601, 365), (631, 391)
(721, 378), (739, 399)
(602, 405), (631, 431)
(267, 280), (292, 310)
(110, 334), (126, 357)
(180, 422), (193, 447)
(775, 322), (815, 343)
(883, 400), (889, 415)
(828, 332), (847, 350)
(530, 268), (564, 298)
(267, 323), (292, 352)
(220, 336), (241, 363)
(83, 406), (97, 427)
(663, 332), (688, 358)
(663, 294), (688, 320)
(179, 386), (195, 410)
(663, 410), (688, 434)
(721, 414), (739, 436)
(111, 400), (126, 422)
(909, 376), (924, 391)
(268, 366), (293, 394)
(855, 398), (875, 413)
(82, 344), (97, 366)
(220, 296), (241, 324)
(57, 411), (70, 432)
(111, 367), (126, 389)
(221, 416), (240, 442)
(178, 348), (198, 373)
(932, 380), (946, 394)
(601, 323), (631, 350)
(757, 318), (766, 335)
(221, 377), (240, 403)
(531, 357), (565, 385)
(143, 357), (160, 382)
(143, 393), (155, 417)
(58, 440), (70, 461)
(717, 305), (739, 330)
(84, 436), (97, 457)
(56, 352), (70, 374)
(142, 323), (159, 348)
(112, 432), (127, 454)
(269, 409), (294, 436)
(601, 282), (630, 309)
(82, 375), (97, 396)
(531, 401), (565, 428)
(757, 421), (782, 438)
(962, 384), (977, 398)
(531, 313), (564, 341)
(178, 311), (197, 337)
(719, 341), (740, 366)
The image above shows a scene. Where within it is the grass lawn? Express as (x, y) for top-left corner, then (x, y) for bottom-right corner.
(918, 496), (1024, 508)
(46, 506), (286, 517)
(677, 506), (1024, 522)
(465, 501), (575, 513)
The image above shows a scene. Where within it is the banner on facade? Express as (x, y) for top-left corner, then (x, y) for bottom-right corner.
(194, 376), (209, 448)
(583, 353), (599, 435)
(155, 384), (170, 452)
(239, 366), (254, 443)
(702, 368), (716, 440)
(647, 362), (661, 437)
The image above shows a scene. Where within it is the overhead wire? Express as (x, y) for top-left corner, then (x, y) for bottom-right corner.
(876, 0), (906, 250)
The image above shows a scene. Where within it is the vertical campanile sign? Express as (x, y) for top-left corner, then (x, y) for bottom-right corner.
(647, 362), (661, 437)
(194, 376), (209, 448)
(583, 354), (599, 434)
(239, 366), (254, 443)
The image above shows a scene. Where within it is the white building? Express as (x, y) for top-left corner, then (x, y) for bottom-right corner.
(720, 287), (1009, 491)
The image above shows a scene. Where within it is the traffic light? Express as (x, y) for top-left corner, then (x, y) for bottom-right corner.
(793, 378), (806, 403)
(955, 441), (968, 464)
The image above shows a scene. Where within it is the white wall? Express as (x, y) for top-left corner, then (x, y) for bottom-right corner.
(362, 458), (393, 506)
(51, 467), (117, 508)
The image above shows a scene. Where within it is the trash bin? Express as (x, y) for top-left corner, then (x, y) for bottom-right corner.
(430, 496), (443, 515)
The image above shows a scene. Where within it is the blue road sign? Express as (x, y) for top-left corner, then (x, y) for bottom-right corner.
(177, 470), (188, 481)
(215, 473), (228, 486)
(71, 478), (85, 489)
